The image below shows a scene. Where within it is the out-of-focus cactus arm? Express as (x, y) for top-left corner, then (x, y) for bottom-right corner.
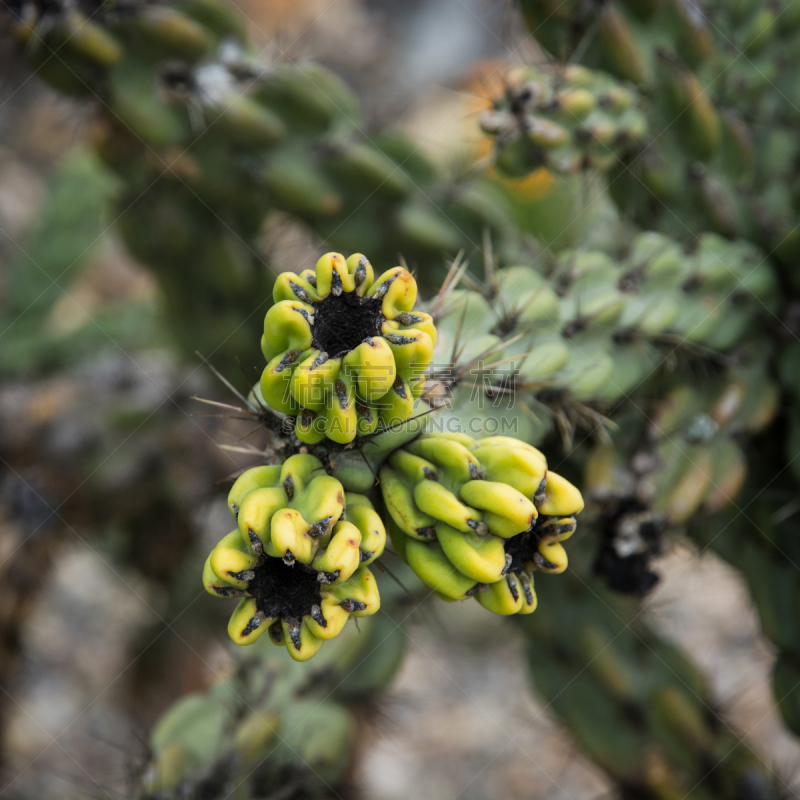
(520, 566), (782, 800)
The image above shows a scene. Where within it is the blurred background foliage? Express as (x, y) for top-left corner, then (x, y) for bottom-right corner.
(1, 1), (800, 798)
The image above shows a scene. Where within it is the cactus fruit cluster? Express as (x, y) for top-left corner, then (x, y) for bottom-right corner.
(507, 0), (800, 262)
(206, 258), (588, 653)
(383, 433), (582, 612)
(485, 64), (647, 177)
(261, 253), (434, 444)
(204, 454), (383, 661)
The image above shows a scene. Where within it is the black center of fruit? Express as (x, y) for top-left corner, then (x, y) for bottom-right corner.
(248, 556), (322, 621)
(503, 526), (542, 574)
(312, 292), (384, 359)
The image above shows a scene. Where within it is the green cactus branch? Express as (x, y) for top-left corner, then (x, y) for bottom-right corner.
(428, 232), (776, 448)
(0, 149), (156, 376)
(522, 566), (784, 800)
(505, 1), (800, 265)
(139, 577), (415, 798)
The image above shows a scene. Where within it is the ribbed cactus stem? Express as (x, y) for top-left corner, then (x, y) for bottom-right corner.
(522, 568), (779, 798)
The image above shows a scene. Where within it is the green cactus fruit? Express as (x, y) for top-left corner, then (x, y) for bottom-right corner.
(260, 252), (436, 444)
(203, 455), (383, 661)
(382, 433), (583, 614)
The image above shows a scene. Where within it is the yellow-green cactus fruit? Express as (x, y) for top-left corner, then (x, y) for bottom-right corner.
(381, 433), (583, 615)
(261, 252), (436, 444)
(203, 455), (383, 661)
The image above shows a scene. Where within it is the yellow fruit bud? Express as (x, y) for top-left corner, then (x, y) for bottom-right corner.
(228, 597), (273, 645)
(312, 521), (362, 584)
(406, 539), (478, 600)
(436, 523), (507, 583)
(476, 574), (524, 615)
(282, 619), (325, 662)
(537, 471), (585, 516)
(459, 480), (538, 537)
(209, 531), (258, 589)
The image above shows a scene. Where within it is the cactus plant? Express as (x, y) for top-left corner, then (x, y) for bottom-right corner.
(524, 566), (779, 799)
(139, 592), (413, 798)
(504, 0), (800, 743)
(0, 149), (154, 376)
(585, 355), (779, 593)
(504, 0), (800, 264)
(4, 0), (800, 796)
(2, 0), (540, 372)
(482, 63), (647, 178)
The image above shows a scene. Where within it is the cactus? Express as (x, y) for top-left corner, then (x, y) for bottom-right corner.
(506, 1), (800, 262)
(522, 566), (780, 799)
(0, 149), (154, 376)
(506, 0), (800, 743)
(139, 588), (413, 798)
(427, 231), (776, 448)
(584, 355), (779, 593)
(2, 0), (543, 372)
(482, 64), (647, 178)
(5, 0), (800, 794)
(205, 270), (593, 649)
